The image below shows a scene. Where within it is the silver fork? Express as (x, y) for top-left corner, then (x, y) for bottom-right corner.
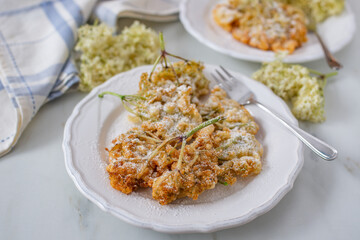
(212, 66), (338, 161)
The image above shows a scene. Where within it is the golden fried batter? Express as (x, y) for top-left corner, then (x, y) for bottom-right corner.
(106, 61), (263, 205)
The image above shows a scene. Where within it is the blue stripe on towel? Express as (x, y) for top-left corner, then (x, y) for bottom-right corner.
(13, 82), (54, 97)
(41, 1), (74, 51)
(62, 59), (78, 75)
(94, 4), (117, 27)
(47, 77), (78, 100)
(0, 31), (36, 115)
(62, 0), (83, 26)
(7, 63), (63, 84)
(11, 97), (18, 108)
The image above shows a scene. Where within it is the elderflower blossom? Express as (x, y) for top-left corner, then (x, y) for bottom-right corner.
(75, 21), (160, 91)
(281, 0), (345, 23)
(252, 59), (328, 122)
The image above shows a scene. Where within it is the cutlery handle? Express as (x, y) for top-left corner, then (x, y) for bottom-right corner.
(315, 31), (343, 70)
(254, 101), (338, 161)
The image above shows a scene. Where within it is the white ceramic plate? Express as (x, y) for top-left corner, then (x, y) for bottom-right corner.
(180, 0), (356, 63)
(124, 0), (183, 16)
(63, 65), (303, 233)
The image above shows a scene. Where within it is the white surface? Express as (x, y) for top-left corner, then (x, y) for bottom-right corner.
(63, 65), (303, 233)
(180, 0), (356, 63)
(1, 1), (360, 238)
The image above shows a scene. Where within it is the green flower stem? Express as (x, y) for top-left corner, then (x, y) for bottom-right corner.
(137, 134), (162, 143)
(122, 100), (145, 119)
(176, 138), (187, 169)
(166, 56), (180, 85)
(138, 116), (225, 178)
(176, 116), (224, 170)
(324, 72), (338, 79)
(147, 32), (193, 82)
(148, 55), (162, 81)
(308, 68), (323, 76)
(98, 91), (126, 100)
(168, 141), (180, 156)
(98, 91), (147, 119)
(159, 32), (165, 52)
(165, 52), (190, 62)
(148, 136), (179, 162)
(98, 91), (146, 100)
(185, 116), (225, 139)
(137, 136), (179, 178)
(308, 69), (338, 80)
(163, 55), (168, 68)
(218, 181), (228, 186)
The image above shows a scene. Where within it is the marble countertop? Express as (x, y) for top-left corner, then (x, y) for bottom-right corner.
(1, 2), (360, 239)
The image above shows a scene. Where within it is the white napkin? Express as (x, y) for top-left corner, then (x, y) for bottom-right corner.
(94, 0), (181, 27)
(0, 0), (96, 157)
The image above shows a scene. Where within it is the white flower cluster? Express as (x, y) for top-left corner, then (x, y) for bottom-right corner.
(252, 59), (327, 122)
(75, 21), (160, 91)
(282, 0), (345, 22)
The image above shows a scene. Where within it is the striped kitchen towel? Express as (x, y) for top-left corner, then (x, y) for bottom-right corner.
(0, 0), (96, 157)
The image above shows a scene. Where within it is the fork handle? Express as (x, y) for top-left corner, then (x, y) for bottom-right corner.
(253, 100), (338, 161)
(315, 31), (343, 71)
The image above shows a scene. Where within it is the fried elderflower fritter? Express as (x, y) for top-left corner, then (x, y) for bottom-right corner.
(101, 34), (263, 205)
(104, 61), (263, 205)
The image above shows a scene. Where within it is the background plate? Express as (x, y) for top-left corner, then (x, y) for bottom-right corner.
(180, 0), (356, 63)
